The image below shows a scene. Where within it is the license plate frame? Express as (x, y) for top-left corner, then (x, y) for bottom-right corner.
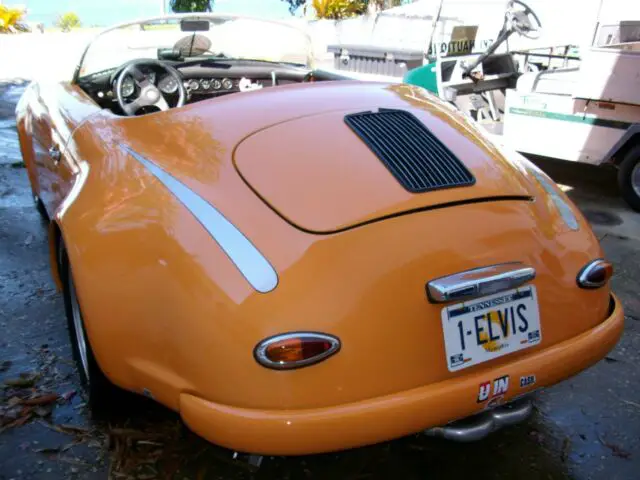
(441, 286), (542, 372)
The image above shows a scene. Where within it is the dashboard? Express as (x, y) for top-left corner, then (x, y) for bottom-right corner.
(119, 72), (183, 97)
(117, 70), (261, 98)
(77, 59), (337, 114)
(182, 76), (268, 95)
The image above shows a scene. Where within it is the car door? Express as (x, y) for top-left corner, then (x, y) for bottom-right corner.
(29, 82), (101, 216)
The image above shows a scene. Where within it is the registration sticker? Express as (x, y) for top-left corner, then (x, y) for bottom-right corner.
(520, 374), (536, 388)
(441, 286), (541, 372)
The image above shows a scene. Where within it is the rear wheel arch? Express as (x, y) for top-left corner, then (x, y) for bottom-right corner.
(617, 144), (640, 212)
(55, 226), (121, 407)
(601, 125), (640, 211)
(612, 133), (640, 166)
(604, 124), (640, 166)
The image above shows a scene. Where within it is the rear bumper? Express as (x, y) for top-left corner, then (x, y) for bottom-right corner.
(179, 294), (624, 456)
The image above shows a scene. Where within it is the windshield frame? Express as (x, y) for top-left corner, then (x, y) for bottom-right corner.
(72, 12), (313, 83)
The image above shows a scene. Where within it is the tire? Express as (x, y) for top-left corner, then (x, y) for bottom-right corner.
(618, 144), (640, 212)
(59, 239), (118, 409)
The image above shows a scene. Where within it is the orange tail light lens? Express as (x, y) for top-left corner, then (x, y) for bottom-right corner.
(577, 259), (613, 289)
(254, 333), (341, 370)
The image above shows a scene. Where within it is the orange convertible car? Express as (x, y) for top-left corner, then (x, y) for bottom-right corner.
(16, 14), (623, 457)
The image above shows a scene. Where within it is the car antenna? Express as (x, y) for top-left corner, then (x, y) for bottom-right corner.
(187, 32), (196, 57)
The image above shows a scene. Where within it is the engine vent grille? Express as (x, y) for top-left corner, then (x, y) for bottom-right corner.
(344, 109), (475, 193)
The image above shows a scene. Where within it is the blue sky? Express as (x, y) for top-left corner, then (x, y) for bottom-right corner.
(19, 0), (296, 26)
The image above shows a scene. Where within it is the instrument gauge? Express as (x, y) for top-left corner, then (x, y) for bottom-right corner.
(200, 79), (211, 90)
(121, 76), (135, 97)
(188, 79), (199, 91)
(222, 78), (233, 90)
(212, 79), (221, 90)
(158, 76), (179, 94)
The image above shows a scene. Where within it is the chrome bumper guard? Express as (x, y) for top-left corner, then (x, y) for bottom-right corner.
(424, 397), (533, 442)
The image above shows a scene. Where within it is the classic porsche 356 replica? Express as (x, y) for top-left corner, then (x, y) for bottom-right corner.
(15, 14), (623, 457)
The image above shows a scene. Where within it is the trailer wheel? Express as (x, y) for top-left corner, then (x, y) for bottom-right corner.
(618, 145), (640, 212)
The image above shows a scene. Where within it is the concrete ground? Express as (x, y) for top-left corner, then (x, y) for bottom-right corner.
(0, 79), (638, 480)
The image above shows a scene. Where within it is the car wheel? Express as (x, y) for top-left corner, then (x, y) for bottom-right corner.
(618, 144), (640, 212)
(59, 240), (118, 408)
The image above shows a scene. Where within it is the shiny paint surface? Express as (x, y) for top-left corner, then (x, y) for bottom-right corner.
(234, 105), (532, 233)
(120, 145), (279, 293)
(17, 82), (101, 215)
(15, 78), (623, 455)
(180, 294), (623, 455)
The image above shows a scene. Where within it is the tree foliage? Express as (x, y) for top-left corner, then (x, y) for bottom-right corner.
(282, 0), (307, 15)
(368, 0), (404, 8)
(55, 12), (81, 32)
(312, 0), (367, 19)
(281, 0), (405, 16)
(0, 5), (25, 33)
(170, 0), (213, 12)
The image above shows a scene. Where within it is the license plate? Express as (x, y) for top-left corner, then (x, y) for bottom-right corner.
(441, 286), (541, 372)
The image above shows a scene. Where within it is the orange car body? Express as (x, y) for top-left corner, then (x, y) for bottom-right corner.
(15, 79), (623, 455)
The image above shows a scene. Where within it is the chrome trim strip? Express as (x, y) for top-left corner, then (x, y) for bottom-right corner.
(577, 258), (609, 289)
(427, 263), (536, 303)
(424, 397), (533, 442)
(254, 332), (341, 370)
(121, 145), (278, 293)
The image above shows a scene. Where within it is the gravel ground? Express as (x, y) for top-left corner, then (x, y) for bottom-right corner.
(0, 79), (639, 480)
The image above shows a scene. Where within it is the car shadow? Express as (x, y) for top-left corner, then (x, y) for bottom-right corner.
(526, 154), (619, 199)
(87, 395), (571, 480)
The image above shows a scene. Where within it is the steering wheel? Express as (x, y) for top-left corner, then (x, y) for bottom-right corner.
(505, 0), (542, 40)
(115, 59), (186, 116)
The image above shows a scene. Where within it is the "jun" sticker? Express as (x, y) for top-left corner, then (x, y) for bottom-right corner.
(477, 375), (509, 402)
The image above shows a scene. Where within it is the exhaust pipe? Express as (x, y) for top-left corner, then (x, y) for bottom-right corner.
(424, 397), (533, 442)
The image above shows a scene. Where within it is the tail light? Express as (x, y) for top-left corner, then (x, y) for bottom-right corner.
(577, 259), (613, 289)
(254, 332), (340, 370)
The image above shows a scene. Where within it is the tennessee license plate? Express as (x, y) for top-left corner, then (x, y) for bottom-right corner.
(441, 286), (541, 372)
